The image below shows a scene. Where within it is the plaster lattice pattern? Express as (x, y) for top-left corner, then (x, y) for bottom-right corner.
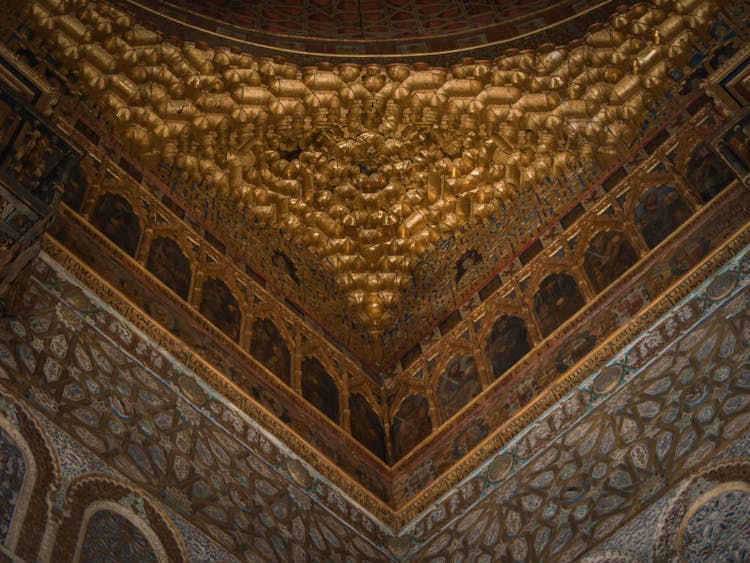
(0, 427), (24, 543)
(0, 262), (391, 561)
(404, 257), (750, 560)
(81, 510), (158, 563)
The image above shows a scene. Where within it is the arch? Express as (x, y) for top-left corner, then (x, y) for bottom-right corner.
(90, 193), (142, 257)
(392, 394), (432, 462)
(0, 392), (59, 562)
(53, 474), (187, 562)
(485, 315), (531, 380)
(633, 185), (692, 248)
(301, 358), (339, 424)
(0, 422), (32, 552)
(436, 355), (481, 419)
(653, 459), (750, 562)
(250, 318), (291, 385)
(685, 142), (734, 202)
(349, 394), (387, 461)
(74, 502), (166, 563)
(533, 273), (585, 337)
(198, 278), (241, 342)
(146, 236), (192, 300)
(582, 229), (638, 293)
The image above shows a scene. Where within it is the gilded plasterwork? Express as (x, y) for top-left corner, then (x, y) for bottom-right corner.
(18, 0), (720, 367)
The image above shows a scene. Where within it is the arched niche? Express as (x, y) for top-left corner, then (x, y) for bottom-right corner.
(583, 229), (638, 293)
(685, 142), (734, 202)
(486, 315), (531, 380)
(146, 237), (191, 300)
(76, 505), (164, 562)
(634, 185), (692, 248)
(0, 395), (59, 562)
(53, 476), (186, 562)
(349, 394), (387, 461)
(436, 355), (481, 419)
(533, 273), (585, 338)
(198, 278), (241, 342)
(61, 162), (88, 212)
(392, 394), (432, 462)
(250, 318), (291, 385)
(90, 193), (141, 257)
(301, 358), (339, 424)
(0, 425), (31, 552)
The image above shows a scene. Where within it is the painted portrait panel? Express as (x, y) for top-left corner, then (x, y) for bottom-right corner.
(249, 318), (291, 385)
(198, 278), (241, 342)
(392, 394), (432, 462)
(61, 162), (88, 212)
(533, 273), (585, 338)
(634, 185), (692, 249)
(583, 230), (638, 293)
(90, 193), (141, 257)
(437, 355), (481, 419)
(301, 358), (339, 424)
(685, 142), (734, 202)
(485, 315), (531, 380)
(349, 394), (387, 461)
(146, 237), (191, 300)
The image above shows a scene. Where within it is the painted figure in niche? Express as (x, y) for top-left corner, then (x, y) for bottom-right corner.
(349, 394), (387, 461)
(685, 143), (734, 202)
(90, 193), (141, 257)
(437, 355), (481, 419)
(455, 249), (482, 284)
(249, 318), (291, 385)
(198, 278), (241, 341)
(486, 315), (531, 380)
(533, 273), (585, 338)
(716, 117), (750, 187)
(301, 358), (339, 423)
(634, 185), (691, 248)
(725, 123), (750, 170)
(80, 510), (158, 563)
(392, 394), (432, 461)
(146, 237), (191, 300)
(61, 162), (87, 211)
(583, 230), (638, 293)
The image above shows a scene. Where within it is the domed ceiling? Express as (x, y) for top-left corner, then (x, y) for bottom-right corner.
(32, 0), (709, 373)
(120, 0), (632, 59)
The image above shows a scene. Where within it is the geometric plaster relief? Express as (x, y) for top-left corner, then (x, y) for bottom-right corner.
(0, 266), (392, 561)
(406, 248), (750, 560)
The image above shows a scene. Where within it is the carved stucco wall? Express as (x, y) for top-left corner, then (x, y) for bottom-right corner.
(0, 227), (747, 560)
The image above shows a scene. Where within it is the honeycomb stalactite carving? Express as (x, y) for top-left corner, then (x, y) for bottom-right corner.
(25, 0), (718, 334)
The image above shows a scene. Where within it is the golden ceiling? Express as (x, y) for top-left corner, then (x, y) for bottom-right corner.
(23, 0), (719, 371)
